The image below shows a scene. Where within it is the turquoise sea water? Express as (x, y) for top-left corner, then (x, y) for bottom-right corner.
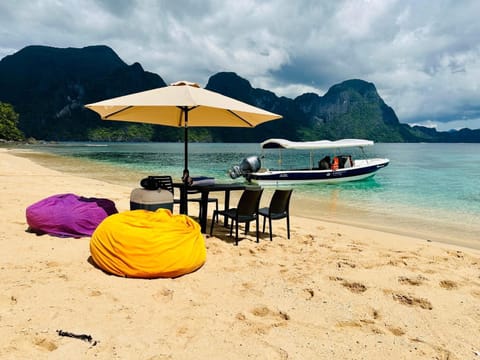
(10, 142), (480, 247)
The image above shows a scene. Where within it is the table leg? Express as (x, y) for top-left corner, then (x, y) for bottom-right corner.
(199, 191), (209, 233)
(223, 190), (231, 227)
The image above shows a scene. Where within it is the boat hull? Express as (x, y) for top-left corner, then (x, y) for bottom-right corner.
(247, 159), (389, 186)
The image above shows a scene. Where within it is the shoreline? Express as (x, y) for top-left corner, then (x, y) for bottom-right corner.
(6, 147), (479, 251)
(1, 147), (480, 358)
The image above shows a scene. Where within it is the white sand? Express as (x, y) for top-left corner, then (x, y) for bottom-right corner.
(1, 148), (479, 359)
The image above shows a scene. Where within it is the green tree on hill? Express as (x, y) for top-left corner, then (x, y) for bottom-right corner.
(0, 102), (24, 141)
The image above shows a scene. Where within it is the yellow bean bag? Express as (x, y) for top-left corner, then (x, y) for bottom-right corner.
(90, 209), (206, 278)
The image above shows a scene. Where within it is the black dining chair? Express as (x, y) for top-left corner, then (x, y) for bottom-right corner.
(140, 176), (217, 218)
(173, 188), (218, 219)
(210, 188), (263, 246)
(140, 175), (174, 194)
(258, 189), (293, 241)
(182, 189), (218, 220)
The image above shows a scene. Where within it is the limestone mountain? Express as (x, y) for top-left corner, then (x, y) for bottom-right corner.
(0, 45), (166, 140)
(293, 80), (403, 141)
(206, 72), (480, 142)
(0, 45), (478, 142)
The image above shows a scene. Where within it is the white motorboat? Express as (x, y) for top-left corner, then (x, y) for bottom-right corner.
(229, 138), (389, 185)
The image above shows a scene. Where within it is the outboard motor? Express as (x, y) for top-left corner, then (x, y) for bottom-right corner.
(229, 156), (261, 179)
(228, 165), (242, 179)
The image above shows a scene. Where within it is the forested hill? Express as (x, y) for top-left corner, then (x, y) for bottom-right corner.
(1, 45), (478, 142)
(0, 45), (166, 141)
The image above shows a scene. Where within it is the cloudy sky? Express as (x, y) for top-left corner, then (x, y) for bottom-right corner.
(1, 0), (479, 131)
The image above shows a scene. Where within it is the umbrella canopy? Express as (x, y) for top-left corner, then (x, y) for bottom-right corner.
(85, 81), (282, 181)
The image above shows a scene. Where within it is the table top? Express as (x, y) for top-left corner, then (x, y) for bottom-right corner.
(173, 182), (261, 192)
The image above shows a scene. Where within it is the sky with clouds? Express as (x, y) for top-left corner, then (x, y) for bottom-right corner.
(1, 0), (479, 131)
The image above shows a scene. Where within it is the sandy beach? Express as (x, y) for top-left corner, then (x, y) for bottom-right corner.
(1, 147), (479, 359)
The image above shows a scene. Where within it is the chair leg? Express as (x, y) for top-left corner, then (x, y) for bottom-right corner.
(235, 221), (239, 246)
(269, 218), (273, 241)
(262, 216), (266, 233)
(198, 202), (202, 220)
(256, 217), (259, 243)
(209, 211), (217, 235)
(209, 199), (218, 224)
(286, 216), (290, 239)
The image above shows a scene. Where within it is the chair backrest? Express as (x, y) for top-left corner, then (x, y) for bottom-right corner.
(269, 189), (293, 214)
(141, 176), (174, 194)
(237, 188), (264, 216)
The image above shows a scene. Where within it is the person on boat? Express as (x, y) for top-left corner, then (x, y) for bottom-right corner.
(318, 156), (331, 170)
(343, 155), (353, 168)
(339, 155), (353, 168)
(331, 156), (339, 171)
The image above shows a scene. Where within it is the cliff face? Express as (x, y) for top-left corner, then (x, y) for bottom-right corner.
(208, 73), (404, 142)
(0, 45), (166, 140)
(0, 45), (477, 142)
(292, 79), (404, 141)
(207, 73), (480, 142)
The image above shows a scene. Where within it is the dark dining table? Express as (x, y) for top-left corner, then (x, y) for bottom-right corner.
(173, 182), (261, 233)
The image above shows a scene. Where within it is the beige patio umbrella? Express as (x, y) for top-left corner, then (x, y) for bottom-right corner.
(85, 81), (282, 182)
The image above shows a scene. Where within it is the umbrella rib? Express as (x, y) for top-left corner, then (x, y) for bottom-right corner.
(176, 105), (198, 126)
(104, 106), (134, 119)
(227, 110), (254, 127)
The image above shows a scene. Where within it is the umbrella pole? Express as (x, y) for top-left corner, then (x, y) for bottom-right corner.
(180, 109), (189, 215)
(184, 126), (188, 178)
(182, 109), (189, 183)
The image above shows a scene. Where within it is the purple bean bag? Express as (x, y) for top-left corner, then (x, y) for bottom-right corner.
(26, 193), (118, 237)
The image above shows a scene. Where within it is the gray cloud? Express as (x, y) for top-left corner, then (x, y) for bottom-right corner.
(1, 0), (479, 130)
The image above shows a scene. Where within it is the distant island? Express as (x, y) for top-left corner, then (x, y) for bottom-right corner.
(1, 45), (479, 142)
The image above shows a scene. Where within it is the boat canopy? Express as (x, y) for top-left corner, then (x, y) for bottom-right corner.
(260, 138), (374, 150)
